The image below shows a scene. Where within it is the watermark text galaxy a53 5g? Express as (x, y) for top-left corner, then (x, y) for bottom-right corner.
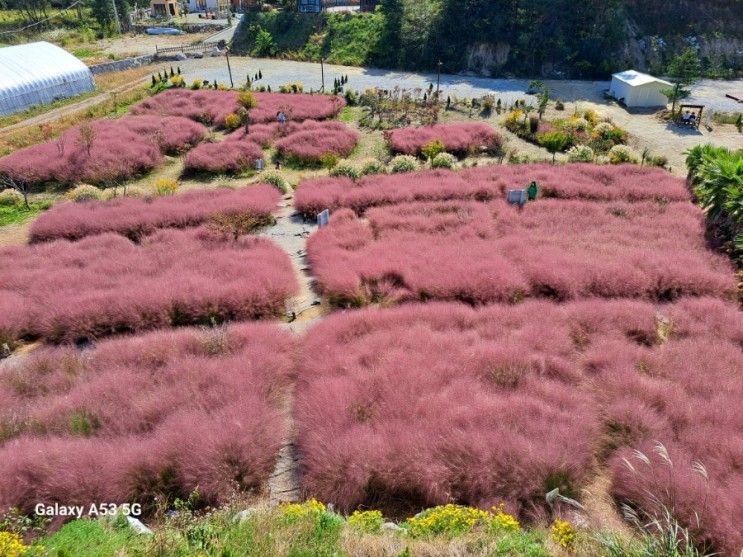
(34, 503), (142, 520)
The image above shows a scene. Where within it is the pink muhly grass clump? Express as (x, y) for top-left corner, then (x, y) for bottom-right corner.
(0, 227), (297, 344)
(0, 323), (293, 513)
(249, 92), (345, 123)
(183, 140), (264, 174)
(296, 301), (600, 517)
(294, 164), (688, 216)
(130, 89), (239, 128)
(384, 122), (499, 156)
(305, 199), (734, 305)
(117, 115), (208, 153)
(274, 121), (359, 163)
(29, 184), (280, 243)
(0, 119), (163, 187)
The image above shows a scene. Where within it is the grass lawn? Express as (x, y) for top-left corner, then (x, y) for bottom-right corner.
(0, 202), (49, 227)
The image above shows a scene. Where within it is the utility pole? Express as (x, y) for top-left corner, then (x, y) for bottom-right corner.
(436, 60), (442, 98)
(111, 0), (122, 35)
(225, 47), (234, 88)
(320, 57), (325, 92)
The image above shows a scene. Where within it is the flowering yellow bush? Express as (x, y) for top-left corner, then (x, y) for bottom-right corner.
(169, 75), (185, 88)
(551, 519), (576, 551)
(224, 113), (241, 130)
(0, 531), (28, 557)
(280, 498), (326, 522)
(347, 509), (384, 533)
(404, 504), (489, 538)
(504, 110), (525, 132)
(490, 505), (520, 533)
(153, 178), (177, 196)
(191, 80), (202, 90)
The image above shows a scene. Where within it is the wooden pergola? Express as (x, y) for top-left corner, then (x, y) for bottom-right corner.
(674, 104), (704, 129)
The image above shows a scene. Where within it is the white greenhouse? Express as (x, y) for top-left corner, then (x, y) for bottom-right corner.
(0, 41), (95, 116)
(608, 70), (672, 108)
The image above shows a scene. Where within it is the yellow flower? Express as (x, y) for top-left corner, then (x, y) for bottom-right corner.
(0, 531), (28, 557)
(551, 519), (576, 551)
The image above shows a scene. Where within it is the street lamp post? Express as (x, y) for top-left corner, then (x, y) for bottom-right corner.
(436, 60), (442, 98)
(320, 57), (325, 92)
(225, 47), (234, 88)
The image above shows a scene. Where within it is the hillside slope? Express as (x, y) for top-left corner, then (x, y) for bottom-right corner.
(232, 0), (743, 79)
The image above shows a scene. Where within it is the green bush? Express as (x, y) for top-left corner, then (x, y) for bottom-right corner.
(261, 172), (290, 193)
(608, 144), (638, 164)
(431, 152), (457, 169)
(329, 163), (361, 180)
(0, 188), (23, 207)
(421, 139), (445, 160)
(538, 131), (569, 162)
(360, 159), (386, 176)
(389, 155), (419, 173)
(567, 144), (594, 162)
(67, 184), (103, 203)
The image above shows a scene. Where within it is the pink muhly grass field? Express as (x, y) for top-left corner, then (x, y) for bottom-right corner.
(274, 121), (359, 163)
(0, 119), (169, 187)
(130, 89), (239, 127)
(295, 298), (743, 552)
(249, 92), (345, 123)
(116, 115), (208, 154)
(0, 227), (297, 344)
(384, 122), (500, 156)
(0, 323), (294, 513)
(306, 199), (734, 305)
(183, 140), (264, 174)
(29, 184), (280, 243)
(130, 90), (345, 127)
(294, 164), (689, 216)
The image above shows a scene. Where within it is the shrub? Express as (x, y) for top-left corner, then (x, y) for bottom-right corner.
(609, 145), (639, 165)
(274, 121), (358, 165)
(567, 145), (595, 163)
(385, 123), (499, 157)
(260, 172), (290, 193)
(555, 100), (565, 111)
(224, 113), (241, 130)
(389, 155), (419, 173)
(66, 184), (103, 203)
(0, 323), (294, 512)
(584, 109), (599, 125)
(329, 163), (360, 180)
(153, 177), (177, 196)
(360, 159), (386, 176)
(404, 505), (490, 538)
(184, 141), (263, 174)
(420, 139), (445, 160)
(0, 227), (297, 344)
(347, 510), (384, 534)
(30, 185), (279, 243)
(0, 189), (23, 207)
(538, 131), (569, 162)
(592, 122), (615, 139)
(237, 90), (257, 110)
(551, 520), (576, 551)
(431, 152), (457, 169)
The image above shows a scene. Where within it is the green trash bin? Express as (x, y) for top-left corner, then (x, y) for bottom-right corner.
(526, 181), (539, 201)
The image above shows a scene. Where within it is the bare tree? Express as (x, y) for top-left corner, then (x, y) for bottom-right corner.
(76, 122), (96, 156)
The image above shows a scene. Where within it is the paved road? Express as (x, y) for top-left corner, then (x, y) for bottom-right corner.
(178, 56), (743, 112)
(204, 14), (241, 45)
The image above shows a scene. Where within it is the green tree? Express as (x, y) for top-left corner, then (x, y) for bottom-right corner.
(661, 47), (702, 114)
(538, 131), (568, 163)
(92, 0), (129, 33)
(369, 0), (403, 68)
(252, 28), (276, 57)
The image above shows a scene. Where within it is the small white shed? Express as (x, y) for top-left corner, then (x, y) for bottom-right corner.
(0, 42), (95, 116)
(609, 70), (672, 108)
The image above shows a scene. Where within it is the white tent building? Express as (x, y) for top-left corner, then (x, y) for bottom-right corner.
(0, 41), (95, 116)
(608, 70), (672, 108)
